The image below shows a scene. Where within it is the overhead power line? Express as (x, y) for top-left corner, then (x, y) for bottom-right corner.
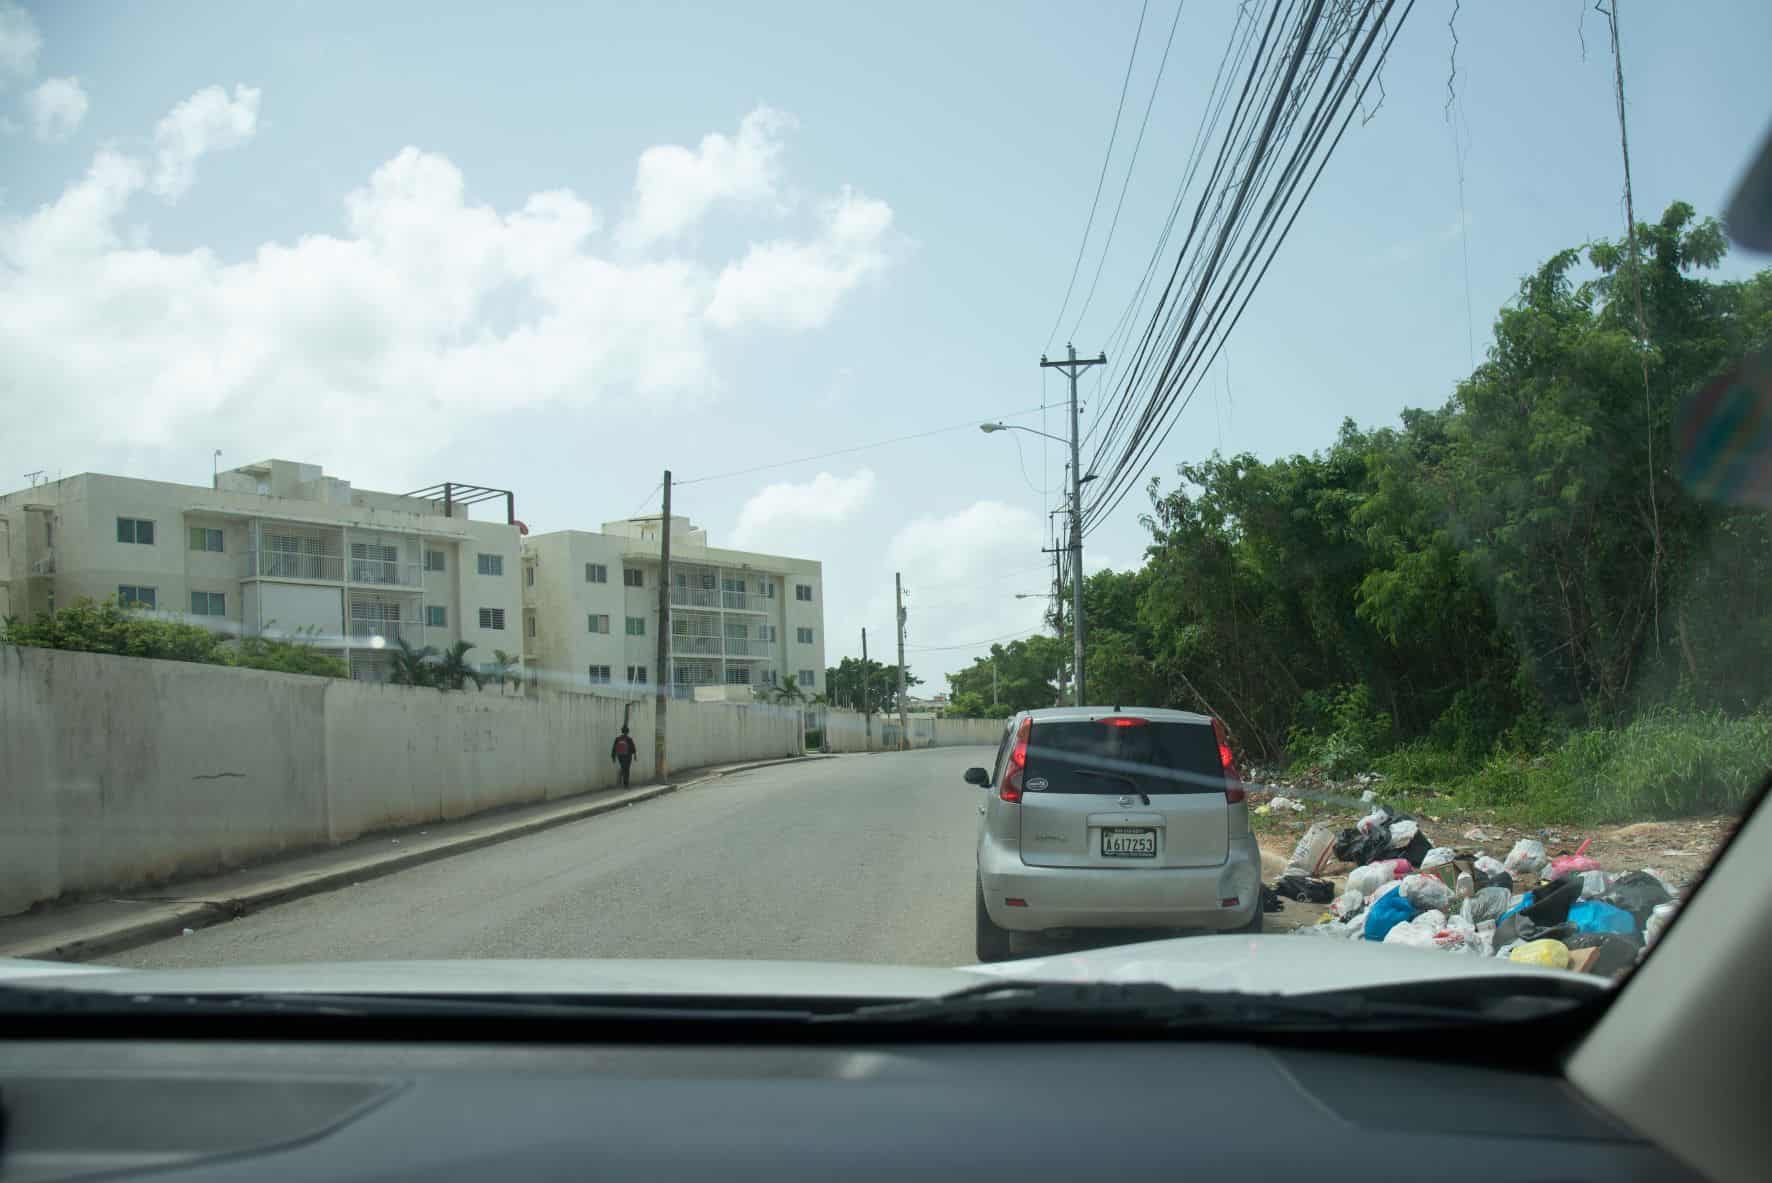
(1079, 0), (1417, 536)
(1042, 0), (1152, 354)
(906, 626), (1045, 653)
(675, 402), (1065, 487)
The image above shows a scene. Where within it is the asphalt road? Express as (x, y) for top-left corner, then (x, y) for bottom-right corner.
(110, 747), (992, 970)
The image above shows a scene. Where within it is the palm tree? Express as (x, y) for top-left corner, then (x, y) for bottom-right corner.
(770, 674), (809, 752)
(489, 649), (520, 694)
(390, 636), (437, 686)
(435, 640), (485, 692)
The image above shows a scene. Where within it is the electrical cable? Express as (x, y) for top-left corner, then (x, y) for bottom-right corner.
(1043, 0), (1152, 354)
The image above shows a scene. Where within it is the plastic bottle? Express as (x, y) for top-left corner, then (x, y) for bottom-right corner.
(1455, 870), (1475, 900)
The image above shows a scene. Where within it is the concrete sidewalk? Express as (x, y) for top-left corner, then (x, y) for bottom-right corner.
(0, 753), (835, 964)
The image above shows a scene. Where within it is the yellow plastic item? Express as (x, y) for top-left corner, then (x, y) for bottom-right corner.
(1508, 939), (1572, 969)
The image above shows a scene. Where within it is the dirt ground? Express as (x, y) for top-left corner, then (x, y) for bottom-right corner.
(1252, 793), (1736, 933)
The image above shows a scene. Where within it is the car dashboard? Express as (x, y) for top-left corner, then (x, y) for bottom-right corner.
(0, 1035), (1693, 1181)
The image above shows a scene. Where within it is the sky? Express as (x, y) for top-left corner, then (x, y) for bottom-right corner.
(2, 1), (1768, 689)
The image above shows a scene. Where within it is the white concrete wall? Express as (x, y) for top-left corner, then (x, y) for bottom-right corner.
(817, 710), (1005, 753)
(0, 645), (800, 916)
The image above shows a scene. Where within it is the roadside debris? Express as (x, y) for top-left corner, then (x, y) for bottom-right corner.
(1273, 794), (1688, 979)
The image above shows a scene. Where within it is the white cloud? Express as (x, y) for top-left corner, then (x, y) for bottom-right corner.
(616, 106), (794, 250)
(25, 75), (86, 141)
(0, 96), (894, 487)
(888, 500), (1041, 593)
(0, 2), (40, 85)
(731, 468), (876, 548)
(706, 186), (894, 331)
(150, 83), (260, 200)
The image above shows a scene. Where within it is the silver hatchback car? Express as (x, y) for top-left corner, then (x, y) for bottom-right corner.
(966, 706), (1264, 961)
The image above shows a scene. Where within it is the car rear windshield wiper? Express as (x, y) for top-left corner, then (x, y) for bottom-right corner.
(819, 980), (1587, 1031)
(1073, 769), (1148, 804)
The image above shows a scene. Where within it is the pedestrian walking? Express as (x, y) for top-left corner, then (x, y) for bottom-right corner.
(611, 726), (637, 787)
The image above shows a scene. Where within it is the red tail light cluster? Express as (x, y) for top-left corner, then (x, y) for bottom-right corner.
(1100, 716), (1148, 728)
(999, 716), (1032, 803)
(1212, 717), (1245, 803)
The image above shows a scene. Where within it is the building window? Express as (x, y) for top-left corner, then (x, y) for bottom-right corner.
(190, 591), (225, 616)
(424, 549), (446, 572)
(477, 553), (504, 576)
(526, 614), (536, 638)
(479, 607), (506, 630)
(586, 562), (607, 583)
(526, 566), (535, 587)
(761, 669), (778, 687)
(797, 627), (814, 644)
(588, 613), (610, 634)
(795, 583), (813, 601)
(627, 665), (648, 684)
(117, 517), (155, 545)
(764, 582), (776, 598)
(762, 624), (777, 642)
(625, 616), (646, 636)
(799, 669), (816, 687)
(588, 665), (612, 685)
(725, 666), (751, 685)
(118, 585), (156, 608)
(623, 567), (644, 588)
(188, 526), (224, 552)
(426, 605), (447, 628)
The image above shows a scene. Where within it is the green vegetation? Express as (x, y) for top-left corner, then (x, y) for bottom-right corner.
(387, 636), (486, 691)
(820, 657), (921, 713)
(948, 202), (1772, 819)
(1, 597), (348, 678)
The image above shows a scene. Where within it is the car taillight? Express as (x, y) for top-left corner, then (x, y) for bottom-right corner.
(1212, 717), (1245, 803)
(1000, 716), (1031, 803)
(1099, 716), (1147, 728)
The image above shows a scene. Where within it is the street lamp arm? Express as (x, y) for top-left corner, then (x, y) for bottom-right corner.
(979, 422), (1069, 447)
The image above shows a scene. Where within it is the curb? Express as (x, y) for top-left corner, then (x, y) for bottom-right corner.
(4, 753), (840, 964)
(2, 782), (677, 964)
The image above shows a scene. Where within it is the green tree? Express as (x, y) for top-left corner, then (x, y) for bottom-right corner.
(488, 648), (521, 693)
(389, 636), (437, 687)
(434, 640), (485, 692)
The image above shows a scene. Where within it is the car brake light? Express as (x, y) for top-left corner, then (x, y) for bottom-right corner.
(1000, 716), (1031, 802)
(1212, 717), (1245, 803)
(1099, 716), (1147, 727)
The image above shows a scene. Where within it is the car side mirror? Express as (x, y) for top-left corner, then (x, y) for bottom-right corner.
(963, 766), (991, 787)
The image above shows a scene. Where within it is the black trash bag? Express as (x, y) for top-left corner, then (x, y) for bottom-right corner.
(1475, 866), (1516, 893)
(1494, 915), (1579, 949)
(1565, 932), (1642, 977)
(1260, 884), (1286, 914)
(1601, 871), (1673, 926)
(1273, 874), (1336, 904)
(1522, 874), (1581, 928)
(1333, 826), (1393, 867)
(1395, 829), (1432, 869)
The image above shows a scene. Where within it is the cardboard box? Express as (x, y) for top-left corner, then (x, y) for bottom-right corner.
(1566, 946), (1603, 975)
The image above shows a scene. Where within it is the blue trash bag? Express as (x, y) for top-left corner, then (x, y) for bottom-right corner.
(1568, 899), (1638, 936)
(1364, 891), (1417, 942)
(1497, 891), (1536, 925)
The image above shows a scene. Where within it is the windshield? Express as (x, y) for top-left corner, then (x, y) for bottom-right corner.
(0, 0), (1767, 1033)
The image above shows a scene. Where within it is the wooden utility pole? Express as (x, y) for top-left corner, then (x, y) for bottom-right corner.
(895, 572), (909, 750)
(653, 470), (671, 782)
(861, 627), (872, 751)
(1040, 344), (1106, 705)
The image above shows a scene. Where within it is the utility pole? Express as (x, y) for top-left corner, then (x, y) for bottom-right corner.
(861, 627), (872, 751)
(894, 572), (909, 750)
(992, 657), (998, 713)
(1040, 343), (1106, 706)
(653, 470), (672, 782)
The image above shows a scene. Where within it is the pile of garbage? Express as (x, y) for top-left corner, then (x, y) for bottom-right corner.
(1271, 804), (1681, 977)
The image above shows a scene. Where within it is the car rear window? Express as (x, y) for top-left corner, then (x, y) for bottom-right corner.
(1023, 719), (1227, 795)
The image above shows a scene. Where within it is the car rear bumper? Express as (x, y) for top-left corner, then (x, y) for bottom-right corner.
(978, 835), (1263, 933)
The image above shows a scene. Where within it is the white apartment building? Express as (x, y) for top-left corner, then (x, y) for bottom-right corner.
(0, 460), (526, 682)
(522, 515), (826, 701)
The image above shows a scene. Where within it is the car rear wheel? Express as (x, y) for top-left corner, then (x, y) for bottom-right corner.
(1230, 902), (1264, 935)
(975, 878), (1013, 962)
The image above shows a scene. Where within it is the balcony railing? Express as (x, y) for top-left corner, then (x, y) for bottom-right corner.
(668, 586), (773, 612)
(721, 591), (771, 612)
(670, 633), (724, 656)
(248, 550), (345, 581)
(349, 558), (422, 587)
(348, 618), (425, 646)
(724, 637), (773, 657)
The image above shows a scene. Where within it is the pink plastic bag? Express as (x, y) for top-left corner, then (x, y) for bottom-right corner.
(1547, 838), (1601, 879)
(1371, 858), (1413, 879)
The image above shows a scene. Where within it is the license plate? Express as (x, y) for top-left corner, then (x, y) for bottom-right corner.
(1101, 827), (1156, 858)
